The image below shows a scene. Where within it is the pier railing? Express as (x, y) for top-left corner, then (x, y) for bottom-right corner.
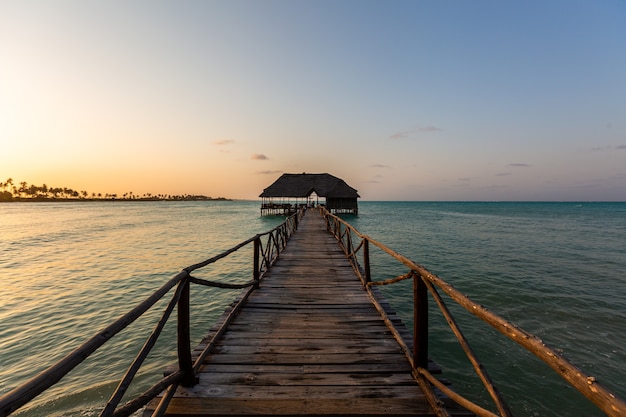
(320, 206), (626, 417)
(0, 208), (305, 417)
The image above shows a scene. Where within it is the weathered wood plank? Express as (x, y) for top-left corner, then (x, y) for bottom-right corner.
(198, 363), (414, 374)
(208, 343), (403, 355)
(225, 309), (391, 318)
(212, 336), (400, 347)
(160, 396), (436, 416)
(196, 353), (406, 365)
(170, 384), (426, 399)
(194, 371), (417, 386)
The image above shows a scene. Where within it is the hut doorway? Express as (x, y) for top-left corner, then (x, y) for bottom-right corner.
(307, 192), (319, 208)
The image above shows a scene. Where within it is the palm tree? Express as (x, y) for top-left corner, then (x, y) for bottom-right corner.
(1, 178), (14, 196)
(5, 178), (13, 193)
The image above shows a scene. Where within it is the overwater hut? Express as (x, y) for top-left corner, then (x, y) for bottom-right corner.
(260, 173), (359, 215)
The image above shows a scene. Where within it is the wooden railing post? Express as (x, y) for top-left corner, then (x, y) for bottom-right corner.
(253, 236), (260, 288)
(413, 273), (428, 368)
(178, 277), (198, 387)
(363, 239), (371, 284)
(274, 227), (281, 256)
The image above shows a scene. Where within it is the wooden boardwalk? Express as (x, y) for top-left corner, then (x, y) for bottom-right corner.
(144, 211), (470, 416)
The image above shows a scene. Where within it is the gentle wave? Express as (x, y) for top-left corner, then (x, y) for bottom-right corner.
(350, 202), (626, 416)
(1, 201), (624, 416)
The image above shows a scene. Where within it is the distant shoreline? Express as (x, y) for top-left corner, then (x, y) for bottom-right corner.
(0, 196), (232, 203)
(1, 179), (232, 202)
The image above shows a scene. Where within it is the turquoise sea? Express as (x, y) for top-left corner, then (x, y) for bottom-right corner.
(1, 201), (624, 416)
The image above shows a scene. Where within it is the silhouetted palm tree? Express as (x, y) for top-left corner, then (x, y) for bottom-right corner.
(19, 182), (27, 198)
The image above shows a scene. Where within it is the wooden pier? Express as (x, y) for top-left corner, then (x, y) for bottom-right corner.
(144, 211), (469, 416)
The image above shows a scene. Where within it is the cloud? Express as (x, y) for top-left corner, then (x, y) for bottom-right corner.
(389, 125), (442, 139)
(257, 170), (283, 175)
(251, 154), (269, 160)
(590, 144), (625, 152)
(370, 164), (389, 168)
(496, 172), (512, 176)
(508, 163), (531, 167)
(212, 139), (235, 145)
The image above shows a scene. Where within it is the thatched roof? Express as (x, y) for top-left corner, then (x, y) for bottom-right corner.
(259, 173), (360, 199)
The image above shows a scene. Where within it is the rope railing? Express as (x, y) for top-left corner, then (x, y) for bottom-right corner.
(0, 207), (305, 417)
(320, 206), (626, 417)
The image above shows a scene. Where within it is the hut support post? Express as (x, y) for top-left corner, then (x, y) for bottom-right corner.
(178, 277), (198, 387)
(413, 273), (428, 368)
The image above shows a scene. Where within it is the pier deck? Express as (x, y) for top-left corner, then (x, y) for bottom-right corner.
(144, 211), (469, 416)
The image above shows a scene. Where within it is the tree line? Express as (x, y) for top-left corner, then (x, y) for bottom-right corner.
(0, 178), (229, 202)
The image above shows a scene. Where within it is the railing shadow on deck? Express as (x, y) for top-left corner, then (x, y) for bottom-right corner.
(320, 206), (626, 417)
(0, 208), (306, 417)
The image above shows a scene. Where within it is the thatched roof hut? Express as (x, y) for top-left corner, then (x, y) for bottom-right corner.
(260, 173), (359, 215)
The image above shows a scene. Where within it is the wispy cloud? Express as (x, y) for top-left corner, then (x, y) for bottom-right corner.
(366, 173), (385, 184)
(389, 125), (442, 139)
(370, 164), (390, 168)
(591, 144), (625, 151)
(496, 172), (512, 176)
(212, 139), (235, 145)
(257, 170), (282, 175)
(251, 154), (269, 160)
(508, 163), (531, 167)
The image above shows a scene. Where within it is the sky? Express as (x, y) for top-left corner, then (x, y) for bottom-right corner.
(1, 0), (625, 201)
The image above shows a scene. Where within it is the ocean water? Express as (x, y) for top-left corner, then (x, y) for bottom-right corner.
(1, 201), (624, 416)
